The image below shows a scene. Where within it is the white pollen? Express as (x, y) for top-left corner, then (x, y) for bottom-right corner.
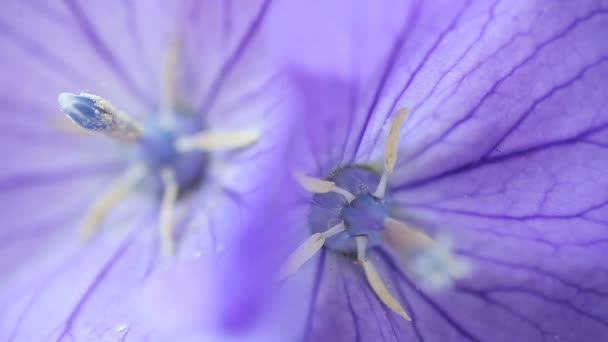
(115, 324), (128, 332)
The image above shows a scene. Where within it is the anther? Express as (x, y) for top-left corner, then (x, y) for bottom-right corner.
(175, 129), (260, 152)
(58, 92), (144, 142)
(161, 37), (180, 119)
(374, 108), (407, 199)
(355, 236), (411, 321)
(160, 167), (178, 256)
(79, 163), (146, 242)
(294, 173), (356, 203)
(278, 221), (346, 280)
(382, 217), (469, 289)
(382, 217), (433, 252)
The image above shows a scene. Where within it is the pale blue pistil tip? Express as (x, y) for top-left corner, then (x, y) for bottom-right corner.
(57, 92), (111, 131)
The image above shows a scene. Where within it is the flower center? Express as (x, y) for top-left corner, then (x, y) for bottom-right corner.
(135, 118), (206, 195)
(280, 108), (471, 322)
(309, 166), (389, 254)
(57, 92), (259, 255)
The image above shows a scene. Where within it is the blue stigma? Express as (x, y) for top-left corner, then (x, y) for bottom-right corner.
(58, 93), (116, 131)
(308, 166), (390, 254)
(341, 194), (388, 235)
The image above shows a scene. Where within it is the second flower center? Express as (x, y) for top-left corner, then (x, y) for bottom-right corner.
(308, 166), (391, 254)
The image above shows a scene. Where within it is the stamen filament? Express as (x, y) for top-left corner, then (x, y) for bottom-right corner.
(374, 108), (407, 198)
(175, 129), (260, 152)
(294, 173), (356, 203)
(160, 167), (179, 256)
(80, 163), (146, 241)
(278, 221), (346, 281)
(332, 187), (357, 203)
(355, 236), (412, 321)
(320, 221), (345, 239)
(294, 173), (336, 192)
(278, 233), (325, 281)
(374, 172), (389, 199)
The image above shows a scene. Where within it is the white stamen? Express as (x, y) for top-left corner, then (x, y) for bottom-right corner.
(374, 172), (389, 199)
(332, 187), (357, 203)
(382, 218), (469, 289)
(356, 236), (412, 321)
(294, 173), (336, 193)
(277, 221), (345, 281)
(320, 221), (346, 239)
(294, 173), (356, 203)
(79, 163), (146, 242)
(161, 38), (180, 120)
(160, 167), (179, 256)
(382, 217), (433, 252)
(374, 108), (407, 198)
(175, 129), (260, 152)
(278, 233), (325, 281)
(356, 235), (367, 261)
(384, 108), (407, 174)
(115, 324), (129, 332)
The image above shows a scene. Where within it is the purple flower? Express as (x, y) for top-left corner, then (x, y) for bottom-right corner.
(0, 0), (289, 340)
(261, 1), (608, 341)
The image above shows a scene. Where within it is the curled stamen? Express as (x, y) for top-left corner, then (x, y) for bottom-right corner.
(294, 173), (356, 203)
(356, 236), (411, 321)
(80, 163), (146, 242)
(160, 167), (179, 256)
(58, 92), (143, 142)
(278, 221), (345, 280)
(374, 108), (407, 199)
(175, 129), (260, 152)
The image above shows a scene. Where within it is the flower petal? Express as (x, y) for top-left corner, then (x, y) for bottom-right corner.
(0, 0), (292, 340)
(272, 1), (608, 341)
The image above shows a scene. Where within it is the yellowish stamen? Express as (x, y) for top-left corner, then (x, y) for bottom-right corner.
(175, 129), (260, 152)
(160, 167), (179, 256)
(374, 108), (407, 198)
(382, 217), (433, 252)
(79, 163), (146, 241)
(278, 221), (346, 281)
(383, 218), (470, 288)
(294, 172), (356, 203)
(161, 37), (180, 118)
(356, 236), (412, 321)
